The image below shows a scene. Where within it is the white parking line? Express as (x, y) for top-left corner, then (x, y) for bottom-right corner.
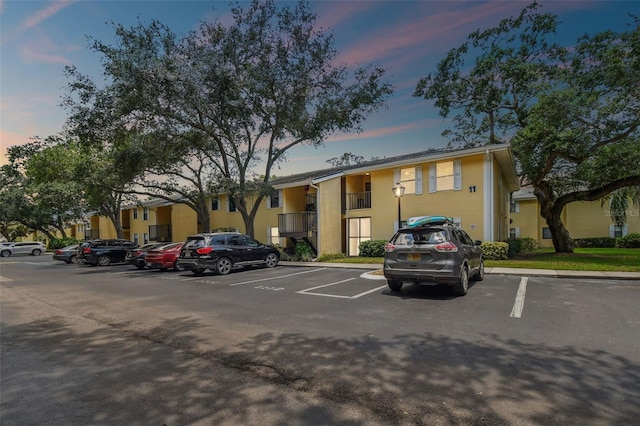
(510, 277), (528, 318)
(297, 279), (388, 299)
(229, 268), (327, 287)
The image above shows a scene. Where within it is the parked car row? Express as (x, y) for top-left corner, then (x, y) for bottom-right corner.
(51, 232), (281, 275)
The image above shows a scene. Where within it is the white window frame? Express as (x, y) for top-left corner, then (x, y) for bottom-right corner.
(266, 226), (282, 246)
(347, 217), (372, 256)
(393, 167), (422, 195)
(143, 233), (149, 244)
(133, 208), (138, 219)
(609, 224), (628, 238)
(510, 200), (520, 213)
(267, 189), (283, 209)
(133, 233), (139, 245)
(211, 197), (219, 211)
(429, 160), (461, 193)
(143, 207), (149, 221)
(227, 196), (237, 213)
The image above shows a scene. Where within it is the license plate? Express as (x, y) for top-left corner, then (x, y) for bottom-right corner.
(407, 253), (421, 261)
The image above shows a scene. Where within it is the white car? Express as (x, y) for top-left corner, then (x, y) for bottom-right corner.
(0, 242), (46, 257)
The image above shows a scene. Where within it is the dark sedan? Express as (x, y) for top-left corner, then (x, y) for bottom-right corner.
(52, 244), (80, 264)
(125, 243), (165, 269)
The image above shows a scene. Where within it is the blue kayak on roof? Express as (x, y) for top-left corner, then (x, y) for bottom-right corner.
(405, 216), (454, 228)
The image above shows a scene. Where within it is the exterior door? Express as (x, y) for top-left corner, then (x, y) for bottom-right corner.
(348, 217), (371, 256)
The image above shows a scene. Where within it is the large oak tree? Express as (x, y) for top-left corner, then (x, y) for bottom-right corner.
(64, 0), (392, 237)
(414, 2), (640, 252)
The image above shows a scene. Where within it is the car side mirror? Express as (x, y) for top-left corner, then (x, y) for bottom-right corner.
(474, 240), (482, 246)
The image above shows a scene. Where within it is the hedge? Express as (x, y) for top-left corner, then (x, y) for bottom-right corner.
(617, 233), (640, 248)
(574, 237), (616, 248)
(359, 240), (387, 257)
(481, 241), (509, 260)
(506, 237), (537, 258)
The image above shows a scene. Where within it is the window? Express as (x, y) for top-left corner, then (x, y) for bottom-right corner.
(211, 197), (219, 211)
(394, 167), (421, 195)
(133, 233), (139, 244)
(143, 233), (149, 244)
(348, 217), (371, 256)
(510, 200), (520, 213)
(610, 224), (628, 238)
(542, 228), (552, 239)
(133, 208), (138, 219)
(143, 207), (149, 221)
(429, 160), (462, 193)
(509, 228), (520, 239)
(267, 189), (282, 209)
(228, 196), (237, 212)
(267, 226), (282, 246)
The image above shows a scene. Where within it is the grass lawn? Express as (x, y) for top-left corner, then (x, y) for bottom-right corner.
(319, 248), (640, 272)
(485, 248), (640, 272)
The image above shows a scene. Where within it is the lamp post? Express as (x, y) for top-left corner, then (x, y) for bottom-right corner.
(392, 183), (405, 230)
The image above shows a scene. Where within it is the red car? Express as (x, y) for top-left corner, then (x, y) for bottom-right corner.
(145, 242), (184, 271)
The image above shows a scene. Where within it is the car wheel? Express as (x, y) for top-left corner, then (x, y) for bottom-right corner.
(387, 280), (403, 291)
(32, 249), (42, 256)
(192, 268), (205, 276)
(452, 265), (469, 296)
(216, 257), (232, 275)
(1, 250), (11, 257)
(97, 255), (111, 266)
(472, 258), (485, 281)
(173, 261), (184, 272)
(136, 263), (146, 270)
(70, 255), (79, 264)
(264, 253), (278, 268)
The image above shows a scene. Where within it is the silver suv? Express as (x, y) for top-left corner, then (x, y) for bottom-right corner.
(383, 216), (483, 296)
(0, 241), (46, 257)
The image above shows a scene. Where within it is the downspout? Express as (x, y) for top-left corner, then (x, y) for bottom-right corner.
(310, 181), (320, 259)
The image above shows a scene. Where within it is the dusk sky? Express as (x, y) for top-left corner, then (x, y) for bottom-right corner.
(1, 0), (637, 176)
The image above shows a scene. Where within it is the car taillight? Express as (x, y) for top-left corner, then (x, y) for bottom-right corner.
(196, 246), (214, 255)
(55, 250), (63, 254)
(384, 243), (396, 252)
(83, 247), (91, 254)
(435, 242), (458, 252)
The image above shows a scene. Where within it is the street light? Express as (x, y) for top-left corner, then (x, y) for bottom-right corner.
(392, 183), (405, 230)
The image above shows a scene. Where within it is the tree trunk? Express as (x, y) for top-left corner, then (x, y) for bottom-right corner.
(535, 186), (575, 253)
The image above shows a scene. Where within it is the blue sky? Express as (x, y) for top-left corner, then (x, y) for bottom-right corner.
(1, 0), (637, 175)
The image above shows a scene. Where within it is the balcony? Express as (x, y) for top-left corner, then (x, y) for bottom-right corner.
(278, 212), (317, 238)
(346, 191), (371, 210)
(84, 229), (100, 240)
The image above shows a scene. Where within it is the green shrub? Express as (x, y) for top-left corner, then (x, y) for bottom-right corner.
(48, 237), (81, 250)
(617, 233), (640, 248)
(294, 242), (315, 261)
(317, 253), (347, 262)
(574, 237), (616, 248)
(481, 241), (509, 260)
(358, 240), (386, 257)
(506, 237), (537, 258)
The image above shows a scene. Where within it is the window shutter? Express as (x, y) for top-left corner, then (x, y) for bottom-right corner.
(394, 169), (400, 185)
(429, 164), (437, 193)
(278, 190), (283, 208)
(453, 159), (462, 190)
(415, 166), (423, 195)
(266, 196), (272, 209)
(515, 201), (520, 213)
(623, 224), (629, 236)
(267, 226), (272, 243)
(515, 227), (521, 238)
(609, 224), (615, 237)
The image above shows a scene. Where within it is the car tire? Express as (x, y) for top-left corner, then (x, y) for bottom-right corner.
(452, 265), (469, 296)
(1, 250), (11, 257)
(97, 255), (111, 266)
(192, 268), (205, 276)
(70, 255), (79, 264)
(264, 253), (278, 268)
(216, 257), (232, 275)
(136, 263), (146, 270)
(32, 249), (42, 256)
(387, 280), (403, 291)
(173, 261), (184, 272)
(472, 258), (484, 281)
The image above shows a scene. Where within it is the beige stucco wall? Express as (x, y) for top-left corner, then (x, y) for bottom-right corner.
(317, 177), (343, 255)
(171, 203), (198, 242)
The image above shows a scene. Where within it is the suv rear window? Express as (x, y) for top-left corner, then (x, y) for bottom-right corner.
(393, 228), (449, 245)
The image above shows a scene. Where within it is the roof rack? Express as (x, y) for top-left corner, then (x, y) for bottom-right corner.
(405, 216), (455, 228)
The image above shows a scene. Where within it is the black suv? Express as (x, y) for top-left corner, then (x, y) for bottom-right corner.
(383, 216), (483, 296)
(78, 239), (138, 266)
(177, 232), (279, 276)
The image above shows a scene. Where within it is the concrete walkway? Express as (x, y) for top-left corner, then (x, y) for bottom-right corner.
(283, 261), (640, 281)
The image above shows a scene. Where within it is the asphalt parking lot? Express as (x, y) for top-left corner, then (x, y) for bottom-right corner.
(2, 256), (640, 425)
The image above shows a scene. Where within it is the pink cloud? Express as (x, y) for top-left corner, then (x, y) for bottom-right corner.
(324, 122), (426, 143)
(22, 0), (77, 29)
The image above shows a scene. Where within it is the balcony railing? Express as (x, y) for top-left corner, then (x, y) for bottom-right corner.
(346, 191), (371, 210)
(305, 194), (317, 211)
(278, 212), (317, 237)
(149, 224), (172, 242)
(84, 229), (100, 240)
